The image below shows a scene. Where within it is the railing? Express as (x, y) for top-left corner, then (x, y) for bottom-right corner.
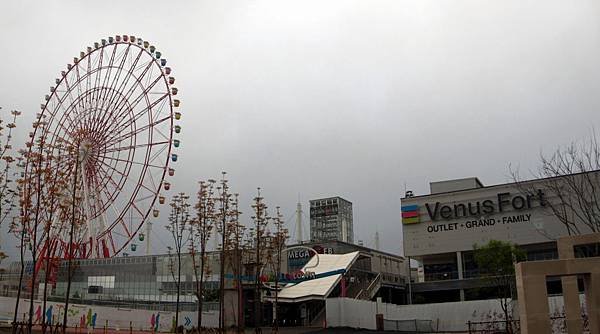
(383, 319), (435, 332)
(422, 269), (489, 281)
(466, 319), (520, 334)
(466, 316), (576, 334)
(423, 271), (459, 281)
(360, 273), (381, 300)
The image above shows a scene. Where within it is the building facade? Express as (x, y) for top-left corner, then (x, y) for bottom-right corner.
(309, 197), (353, 243)
(401, 173), (600, 304)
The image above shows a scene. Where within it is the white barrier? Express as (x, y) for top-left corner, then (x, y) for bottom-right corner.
(326, 295), (581, 331)
(0, 296), (218, 331)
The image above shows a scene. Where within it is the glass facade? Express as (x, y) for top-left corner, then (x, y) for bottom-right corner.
(50, 253), (220, 310)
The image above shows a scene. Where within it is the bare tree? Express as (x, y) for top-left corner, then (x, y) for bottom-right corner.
(62, 143), (88, 334)
(249, 188), (270, 331)
(214, 172), (232, 333)
(190, 180), (216, 333)
(226, 193), (245, 332)
(166, 192), (192, 332)
(510, 133), (600, 236)
(270, 206), (288, 332)
(12, 120), (51, 334)
(39, 141), (69, 334)
(0, 108), (21, 331)
(0, 108), (21, 229)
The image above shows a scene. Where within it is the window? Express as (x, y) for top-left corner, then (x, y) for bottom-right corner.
(574, 243), (600, 258)
(88, 276), (115, 288)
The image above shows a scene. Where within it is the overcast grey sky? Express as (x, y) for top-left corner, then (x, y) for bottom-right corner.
(1, 0), (600, 258)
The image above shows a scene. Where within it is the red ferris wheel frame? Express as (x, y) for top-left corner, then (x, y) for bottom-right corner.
(22, 35), (180, 262)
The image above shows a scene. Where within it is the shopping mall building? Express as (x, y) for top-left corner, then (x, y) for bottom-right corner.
(401, 171), (600, 304)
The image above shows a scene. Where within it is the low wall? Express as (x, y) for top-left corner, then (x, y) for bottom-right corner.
(0, 296), (218, 331)
(326, 295), (581, 332)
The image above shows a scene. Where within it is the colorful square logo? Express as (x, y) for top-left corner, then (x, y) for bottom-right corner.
(401, 205), (420, 224)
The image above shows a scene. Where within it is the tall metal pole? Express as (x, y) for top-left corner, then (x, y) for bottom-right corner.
(175, 201), (181, 333)
(295, 202), (303, 244)
(145, 221), (152, 256)
(253, 188), (263, 331)
(218, 173), (228, 333)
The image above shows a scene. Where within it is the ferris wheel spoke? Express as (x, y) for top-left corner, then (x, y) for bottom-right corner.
(106, 94), (170, 144)
(110, 69), (164, 124)
(104, 114), (170, 149)
(99, 45), (132, 113)
(46, 88), (78, 130)
(127, 74), (165, 111)
(96, 157), (158, 199)
(104, 48), (144, 115)
(95, 60), (155, 137)
(96, 45), (120, 112)
(106, 230), (117, 254)
(108, 69), (163, 129)
(152, 125), (172, 143)
(147, 142), (169, 166)
(85, 55), (93, 108)
(91, 49), (106, 114)
(74, 64), (84, 111)
(134, 193), (156, 204)
(86, 58), (104, 134)
(94, 160), (128, 204)
(93, 172), (121, 207)
(129, 202), (146, 221)
(102, 140), (169, 154)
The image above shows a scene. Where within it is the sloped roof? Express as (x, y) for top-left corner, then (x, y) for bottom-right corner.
(270, 251), (360, 303)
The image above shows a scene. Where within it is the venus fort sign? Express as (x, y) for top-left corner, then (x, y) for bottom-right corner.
(401, 182), (570, 257)
(425, 190), (546, 221)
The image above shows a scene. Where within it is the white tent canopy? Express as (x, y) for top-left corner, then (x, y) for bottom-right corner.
(270, 251), (360, 303)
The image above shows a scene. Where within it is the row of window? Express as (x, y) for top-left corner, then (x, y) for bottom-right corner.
(310, 198), (339, 206)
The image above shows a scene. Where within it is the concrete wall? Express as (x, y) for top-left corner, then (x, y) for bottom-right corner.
(326, 296), (581, 332)
(0, 296), (218, 331)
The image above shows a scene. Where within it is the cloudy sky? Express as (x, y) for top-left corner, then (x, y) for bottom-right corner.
(1, 0), (599, 258)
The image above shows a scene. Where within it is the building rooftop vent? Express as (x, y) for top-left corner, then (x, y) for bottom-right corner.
(429, 177), (484, 194)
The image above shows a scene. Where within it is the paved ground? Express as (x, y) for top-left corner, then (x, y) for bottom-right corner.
(1, 325), (461, 334)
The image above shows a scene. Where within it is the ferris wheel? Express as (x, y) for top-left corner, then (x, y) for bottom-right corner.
(23, 35), (180, 260)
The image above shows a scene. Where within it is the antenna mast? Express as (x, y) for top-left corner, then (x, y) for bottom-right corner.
(295, 201), (303, 244)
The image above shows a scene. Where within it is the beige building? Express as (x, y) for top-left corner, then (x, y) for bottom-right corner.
(401, 171), (600, 303)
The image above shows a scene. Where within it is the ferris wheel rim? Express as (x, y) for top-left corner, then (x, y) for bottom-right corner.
(21, 36), (178, 259)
